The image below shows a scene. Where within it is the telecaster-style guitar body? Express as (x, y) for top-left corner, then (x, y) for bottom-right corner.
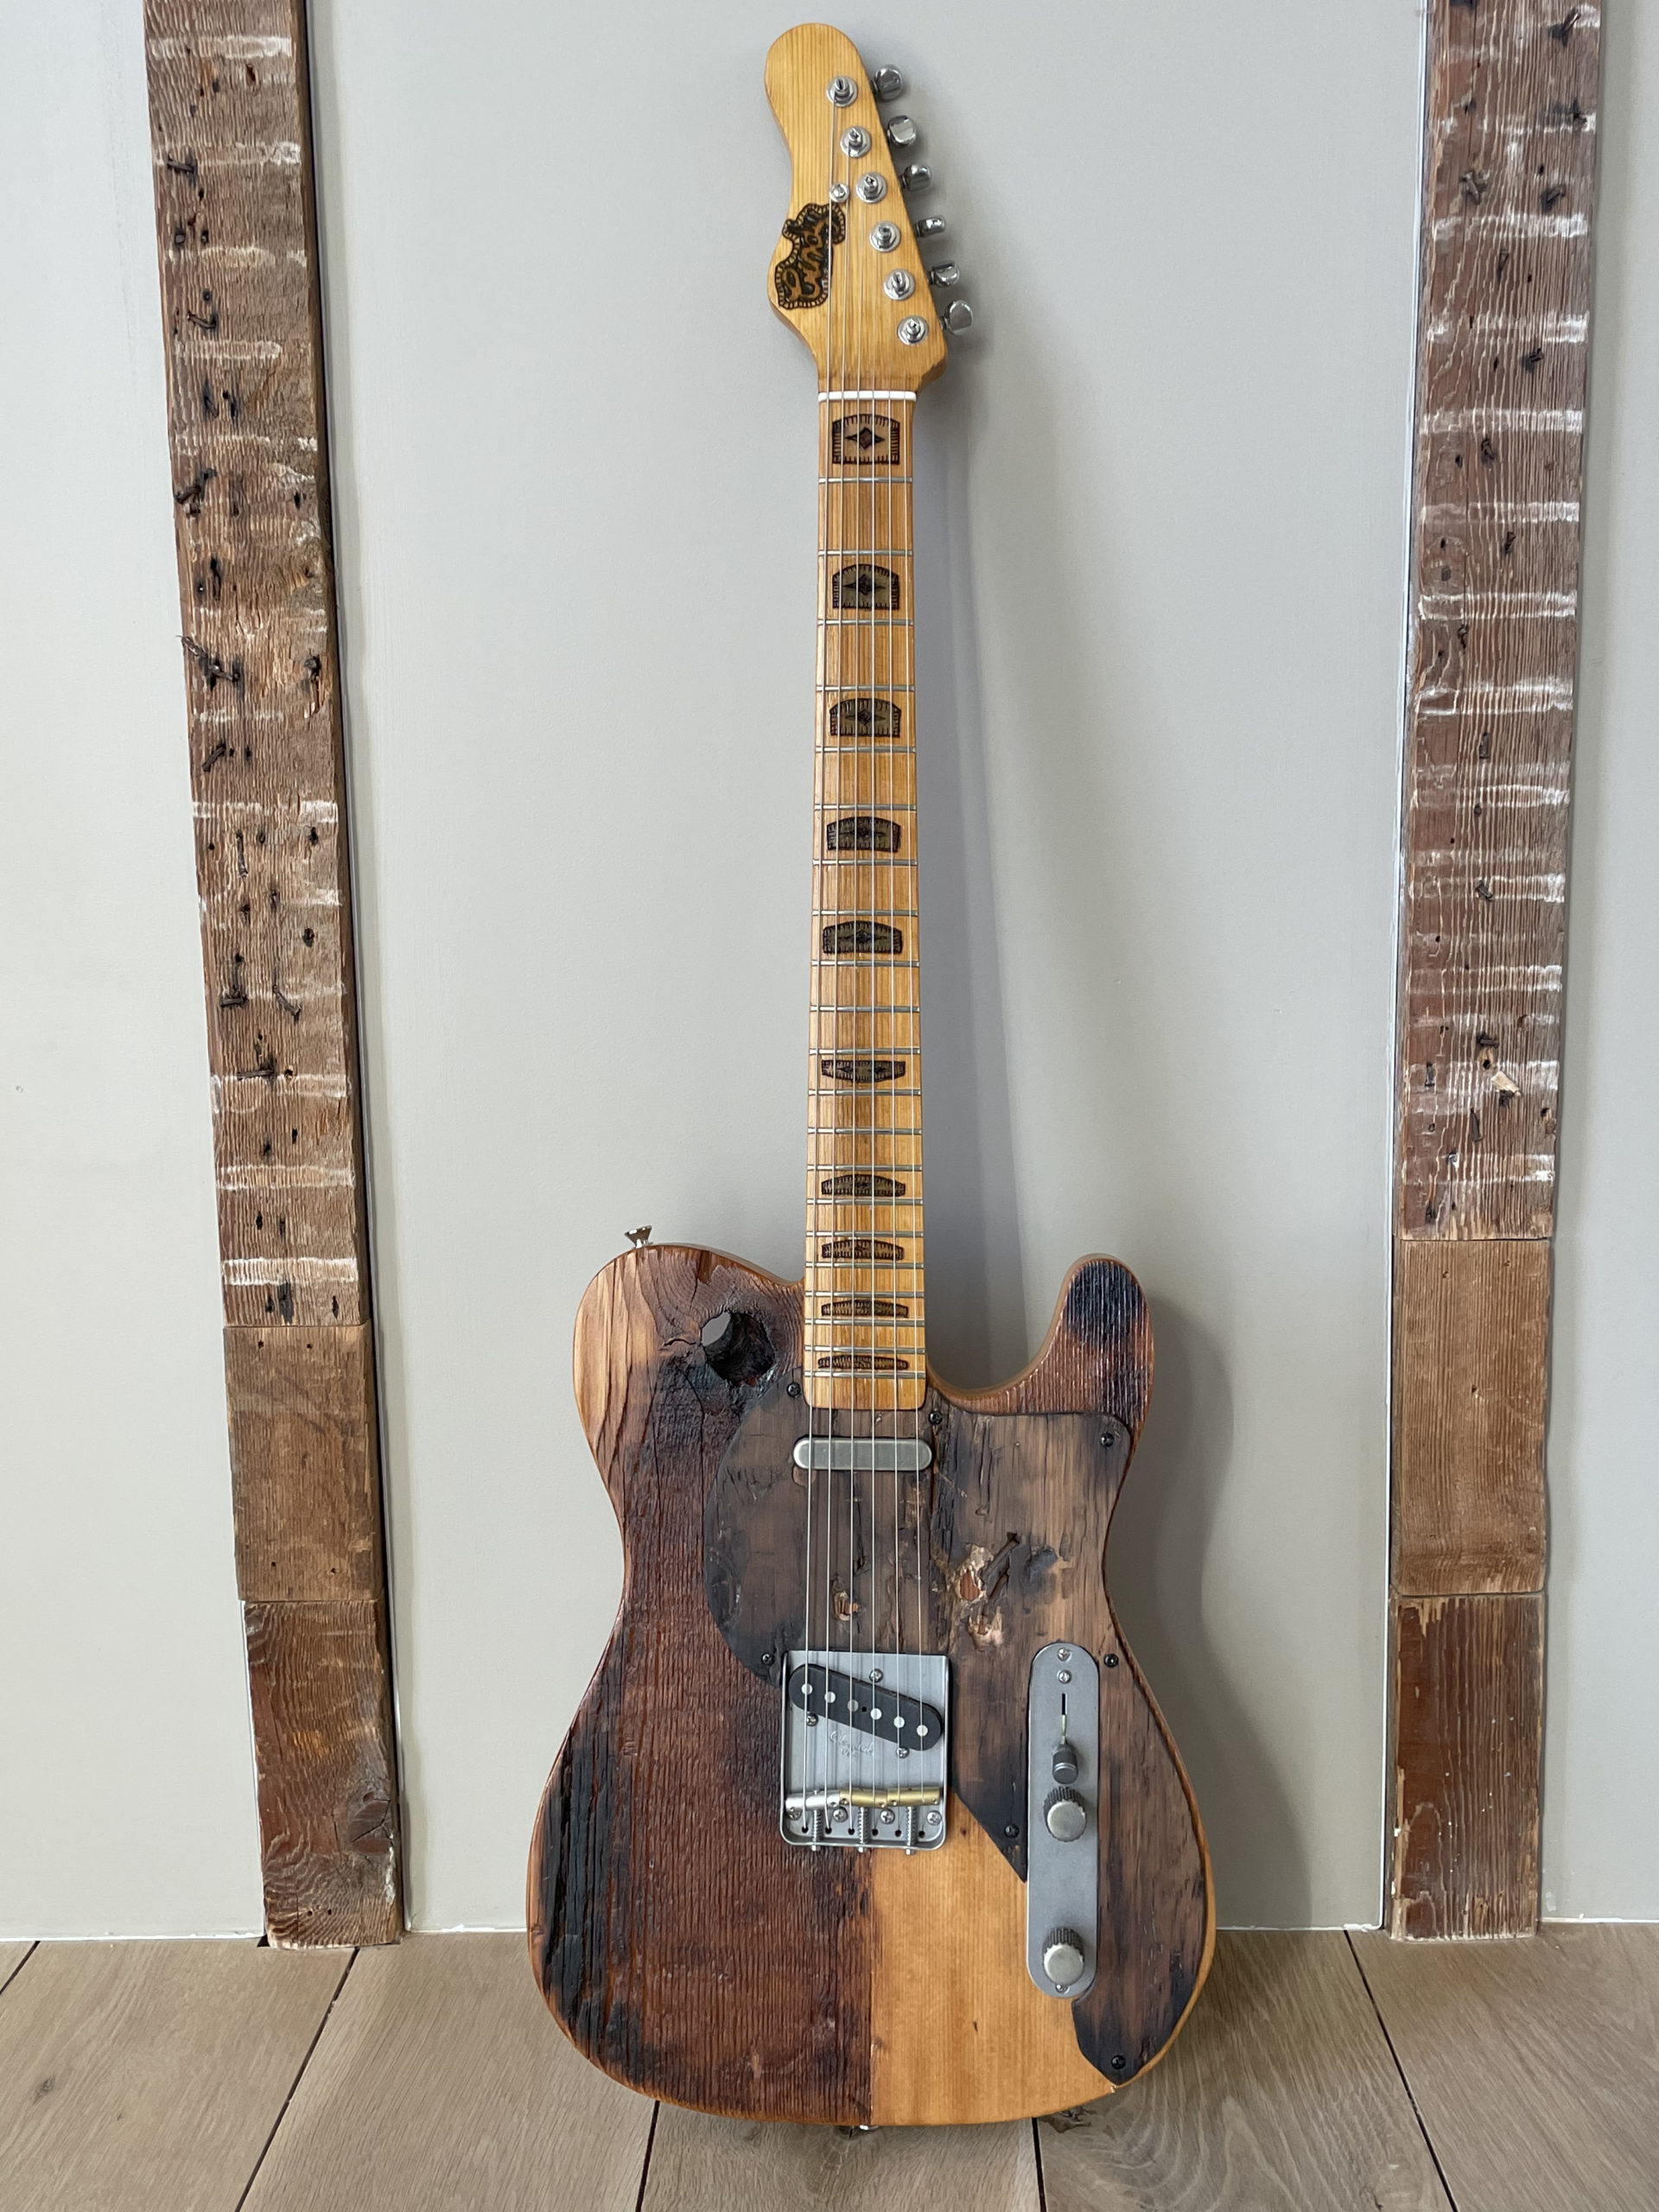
(528, 24), (1212, 2125)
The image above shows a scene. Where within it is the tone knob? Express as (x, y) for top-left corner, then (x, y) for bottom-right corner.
(884, 113), (919, 149)
(1043, 1786), (1087, 1842)
(1042, 1928), (1086, 1988)
(870, 65), (906, 101)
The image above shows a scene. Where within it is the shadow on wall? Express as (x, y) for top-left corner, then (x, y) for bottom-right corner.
(912, 314), (1309, 1930)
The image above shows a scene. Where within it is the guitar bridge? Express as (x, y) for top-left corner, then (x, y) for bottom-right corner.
(780, 1649), (949, 1853)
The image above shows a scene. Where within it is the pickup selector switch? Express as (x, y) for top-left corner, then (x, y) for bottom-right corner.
(1043, 1785), (1087, 1842)
(1052, 1742), (1079, 1786)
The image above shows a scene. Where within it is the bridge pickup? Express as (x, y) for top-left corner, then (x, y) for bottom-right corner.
(787, 1663), (944, 1749)
(791, 1436), (934, 1473)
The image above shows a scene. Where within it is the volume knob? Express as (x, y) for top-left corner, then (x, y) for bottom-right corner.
(1042, 1928), (1086, 1989)
(1043, 1785), (1087, 1842)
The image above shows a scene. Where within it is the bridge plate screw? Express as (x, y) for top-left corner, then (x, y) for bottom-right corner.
(1056, 1669), (1071, 1683)
(870, 1669), (883, 1681)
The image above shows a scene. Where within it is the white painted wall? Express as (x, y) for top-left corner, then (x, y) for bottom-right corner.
(308, 0), (1421, 1931)
(4, 0), (1653, 1940)
(1542, 0), (1659, 1924)
(0, 1), (262, 1936)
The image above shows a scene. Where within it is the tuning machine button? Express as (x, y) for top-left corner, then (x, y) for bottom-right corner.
(870, 65), (906, 100)
(912, 214), (947, 242)
(1042, 1929), (1087, 1990)
(897, 162), (931, 194)
(928, 261), (961, 288)
(944, 300), (975, 334)
(884, 113), (919, 150)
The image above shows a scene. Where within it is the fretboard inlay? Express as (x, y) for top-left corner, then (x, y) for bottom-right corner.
(817, 1351), (911, 1372)
(828, 696), (902, 740)
(831, 563), (902, 611)
(820, 1172), (905, 1198)
(825, 814), (902, 853)
(820, 1057), (906, 1086)
(830, 412), (901, 466)
(818, 1296), (909, 1319)
(821, 1236), (904, 1262)
(821, 919), (903, 957)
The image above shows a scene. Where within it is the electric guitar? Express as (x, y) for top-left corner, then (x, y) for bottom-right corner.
(528, 22), (1212, 2126)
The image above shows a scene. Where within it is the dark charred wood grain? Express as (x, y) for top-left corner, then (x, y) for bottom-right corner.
(245, 1599), (400, 1947)
(532, 1248), (1208, 2115)
(1390, 1594), (1543, 1940)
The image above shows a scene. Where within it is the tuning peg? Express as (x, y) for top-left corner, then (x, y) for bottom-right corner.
(912, 214), (947, 241)
(870, 65), (906, 100)
(928, 261), (961, 287)
(884, 112), (918, 150)
(944, 299), (975, 334)
(897, 162), (931, 194)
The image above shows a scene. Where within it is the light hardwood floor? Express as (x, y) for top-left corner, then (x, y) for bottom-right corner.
(0, 1929), (1652, 2209)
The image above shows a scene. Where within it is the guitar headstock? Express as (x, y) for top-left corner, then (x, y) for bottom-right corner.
(766, 24), (965, 392)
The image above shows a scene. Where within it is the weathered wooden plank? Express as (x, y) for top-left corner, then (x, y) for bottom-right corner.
(1392, 1240), (1549, 1593)
(0, 1941), (345, 2209)
(244, 1935), (653, 2210)
(144, 0), (369, 1327)
(1353, 1924), (1659, 2212)
(143, 1), (402, 1943)
(245, 1600), (400, 1946)
(1395, 0), (1601, 1240)
(1039, 1933), (1448, 2212)
(644, 2105), (1039, 2212)
(1389, 1594), (1543, 1939)
(227, 1323), (383, 1602)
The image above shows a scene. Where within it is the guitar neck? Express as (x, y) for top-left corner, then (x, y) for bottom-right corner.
(803, 390), (926, 1412)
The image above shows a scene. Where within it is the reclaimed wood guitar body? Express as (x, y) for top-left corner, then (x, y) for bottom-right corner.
(528, 25), (1211, 2126)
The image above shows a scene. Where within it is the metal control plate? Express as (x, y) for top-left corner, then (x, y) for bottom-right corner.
(1026, 1641), (1101, 1999)
(780, 1649), (949, 1852)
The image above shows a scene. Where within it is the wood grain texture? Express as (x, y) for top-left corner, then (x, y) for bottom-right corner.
(766, 24), (947, 392)
(1039, 1935), (1450, 2212)
(245, 1600), (400, 1946)
(227, 1323), (384, 1601)
(0, 1948), (35, 2001)
(1389, 1594), (1543, 1939)
(1354, 1923), (1659, 2212)
(644, 2104), (1039, 2211)
(143, 1), (401, 1945)
(0, 1940), (345, 2211)
(1395, 0), (1602, 1239)
(1392, 1239), (1549, 1593)
(245, 1936), (653, 2211)
(530, 1243), (1210, 2125)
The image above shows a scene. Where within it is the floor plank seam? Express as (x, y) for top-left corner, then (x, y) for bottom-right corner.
(232, 1948), (359, 2212)
(1032, 2115), (1048, 2212)
(1344, 1931), (1461, 2211)
(0, 1943), (38, 2001)
(632, 2100), (660, 2212)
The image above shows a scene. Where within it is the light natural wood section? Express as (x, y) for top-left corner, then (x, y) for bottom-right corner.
(144, 0), (372, 1327)
(870, 1796), (1112, 2125)
(1390, 1593), (1543, 1938)
(0, 1945), (34, 1995)
(1039, 1935), (1450, 2212)
(0, 1940), (345, 2211)
(645, 2102), (1039, 2211)
(765, 24), (947, 391)
(1354, 1924), (1659, 2212)
(1393, 1239), (1549, 1592)
(245, 1935), (652, 2210)
(227, 1323), (385, 1602)
(1395, 0), (1601, 1238)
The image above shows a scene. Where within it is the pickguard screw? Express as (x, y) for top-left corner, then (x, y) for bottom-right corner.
(1104, 1654), (1120, 1669)
(787, 1382), (801, 1398)
(1100, 1430), (1112, 1447)
(761, 1651), (774, 1665)
(1056, 1669), (1071, 1683)
(1004, 1822), (1020, 1837)
(928, 1407), (943, 1427)
(1110, 2055), (1127, 2072)
(871, 1669), (883, 1681)
(1057, 1648), (1071, 1661)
